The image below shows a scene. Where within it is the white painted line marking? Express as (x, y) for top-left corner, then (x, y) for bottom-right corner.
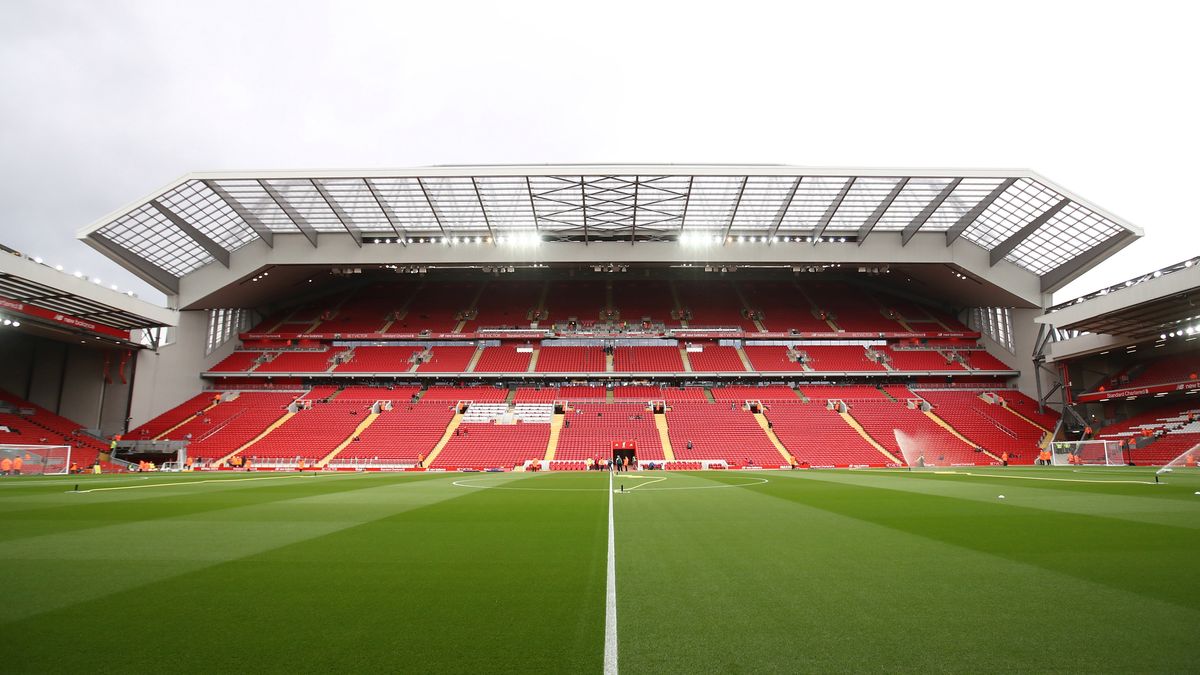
(67, 474), (333, 493)
(605, 469), (618, 675)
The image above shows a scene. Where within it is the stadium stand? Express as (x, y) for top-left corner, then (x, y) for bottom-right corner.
(460, 280), (543, 331)
(209, 351), (264, 373)
(336, 346), (421, 373)
(684, 345), (747, 372)
(666, 402), (786, 467)
(803, 345), (885, 371)
(416, 345), (478, 372)
(742, 345), (806, 371)
(431, 422), (550, 469)
(555, 403), (665, 461)
(915, 390), (1046, 463)
(847, 401), (992, 465)
(765, 402), (895, 467)
(535, 346), (606, 372)
(0, 389), (110, 467)
(255, 350), (335, 373)
(613, 346), (684, 372)
(330, 401), (456, 467)
(239, 401), (374, 463)
(473, 345), (534, 372)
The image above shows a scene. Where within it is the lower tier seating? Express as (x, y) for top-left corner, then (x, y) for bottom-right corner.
(431, 423), (550, 469)
(666, 403), (787, 467)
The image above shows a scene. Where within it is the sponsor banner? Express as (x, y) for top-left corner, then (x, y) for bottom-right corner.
(0, 296), (129, 340)
(1078, 379), (1200, 402)
(243, 329), (981, 341)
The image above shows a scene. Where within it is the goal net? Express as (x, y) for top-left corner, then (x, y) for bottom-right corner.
(1155, 441), (1200, 475)
(0, 444), (71, 475)
(1050, 440), (1124, 466)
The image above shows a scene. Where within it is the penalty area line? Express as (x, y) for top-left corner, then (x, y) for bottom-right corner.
(67, 473), (334, 493)
(956, 471), (1159, 485)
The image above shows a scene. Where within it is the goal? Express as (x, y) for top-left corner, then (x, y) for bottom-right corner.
(0, 444), (71, 475)
(1050, 440), (1125, 466)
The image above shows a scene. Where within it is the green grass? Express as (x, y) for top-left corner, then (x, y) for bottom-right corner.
(1, 467), (1199, 673)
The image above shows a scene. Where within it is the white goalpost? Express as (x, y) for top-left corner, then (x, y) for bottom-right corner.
(0, 444), (72, 475)
(1049, 440), (1125, 466)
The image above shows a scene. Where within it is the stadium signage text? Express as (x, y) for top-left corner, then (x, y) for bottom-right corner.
(0, 296), (129, 340)
(242, 329), (982, 341)
(1079, 380), (1200, 402)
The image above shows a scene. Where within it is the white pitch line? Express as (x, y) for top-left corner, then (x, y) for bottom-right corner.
(957, 471), (1158, 485)
(67, 473), (332, 493)
(623, 477), (666, 491)
(604, 469), (618, 675)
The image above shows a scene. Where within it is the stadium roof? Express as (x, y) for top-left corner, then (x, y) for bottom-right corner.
(78, 165), (1142, 296)
(1038, 256), (1200, 343)
(0, 247), (177, 345)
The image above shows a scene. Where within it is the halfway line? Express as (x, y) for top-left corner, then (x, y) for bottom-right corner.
(605, 470), (618, 675)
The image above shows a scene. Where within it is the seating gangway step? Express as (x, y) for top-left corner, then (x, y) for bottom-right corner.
(923, 409), (1004, 463)
(420, 411), (464, 468)
(542, 412), (565, 463)
(838, 410), (903, 465)
(215, 410), (296, 467)
(317, 412), (381, 467)
(654, 412), (675, 461)
(752, 411), (795, 466)
(154, 398), (223, 441)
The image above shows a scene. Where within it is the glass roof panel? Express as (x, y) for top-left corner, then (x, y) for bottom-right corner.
(825, 176), (905, 232)
(875, 177), (957, 230)
(315, 178), (395, 234)
(921, 178), (1007, 231)
(157, 180), (259, 251)
(1005, 202), (1124, 274)
(962, 178), (1063, 249)
(99, 204), (213, 276)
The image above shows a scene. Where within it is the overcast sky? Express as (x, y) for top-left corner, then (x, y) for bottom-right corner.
(1, 0), (1196, 306)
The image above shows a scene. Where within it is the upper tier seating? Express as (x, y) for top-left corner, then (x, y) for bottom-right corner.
(808, 283), (901, 332)
(885, 347), (955, 371)
(741, 281), (830, 332)
(1094, 352), (1200, 393)
(209, 351), (263, 373)
(556, 403), (665, 461)
(312, 291), (392, 333)
(473, 345), (534, 372)
(421, 386), (508, 402)
(391, 281), (480, 333)
(335, 346), (421, 373)
(685, 345), (747, 372)
(799, 385), (895, 401)
(334, 386), (421, 402)
(431, 422), (550, 469)
(847, 401), (990, 466)
(461, 280), (544, 331)
(544, 280), (606, 323)
(332, 401), (455, 465)
(675, 281), (758, 331)
(959, 351), (1011, 371)
(743, 345), (806, 372)
(613, 346), (684, 372)
(803, 345), (885, 371)
(665, 402), (786, 467)
(710, 386), (797, 401)
(255, 350), (334, 373)
(535, 346), (606, 372)
(765, 402), (894, 467)
(416, 346), (478, 372)
(612, 280), (675, 324)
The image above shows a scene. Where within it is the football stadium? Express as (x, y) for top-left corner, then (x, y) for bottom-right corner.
(2, 165), (1199, 672)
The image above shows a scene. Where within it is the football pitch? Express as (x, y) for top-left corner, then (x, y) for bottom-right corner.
(2, 467), (1199, 673)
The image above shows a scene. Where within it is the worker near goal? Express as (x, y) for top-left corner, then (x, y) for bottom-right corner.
(0, 456), (11, 476)
(12, 454), (22, 475)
